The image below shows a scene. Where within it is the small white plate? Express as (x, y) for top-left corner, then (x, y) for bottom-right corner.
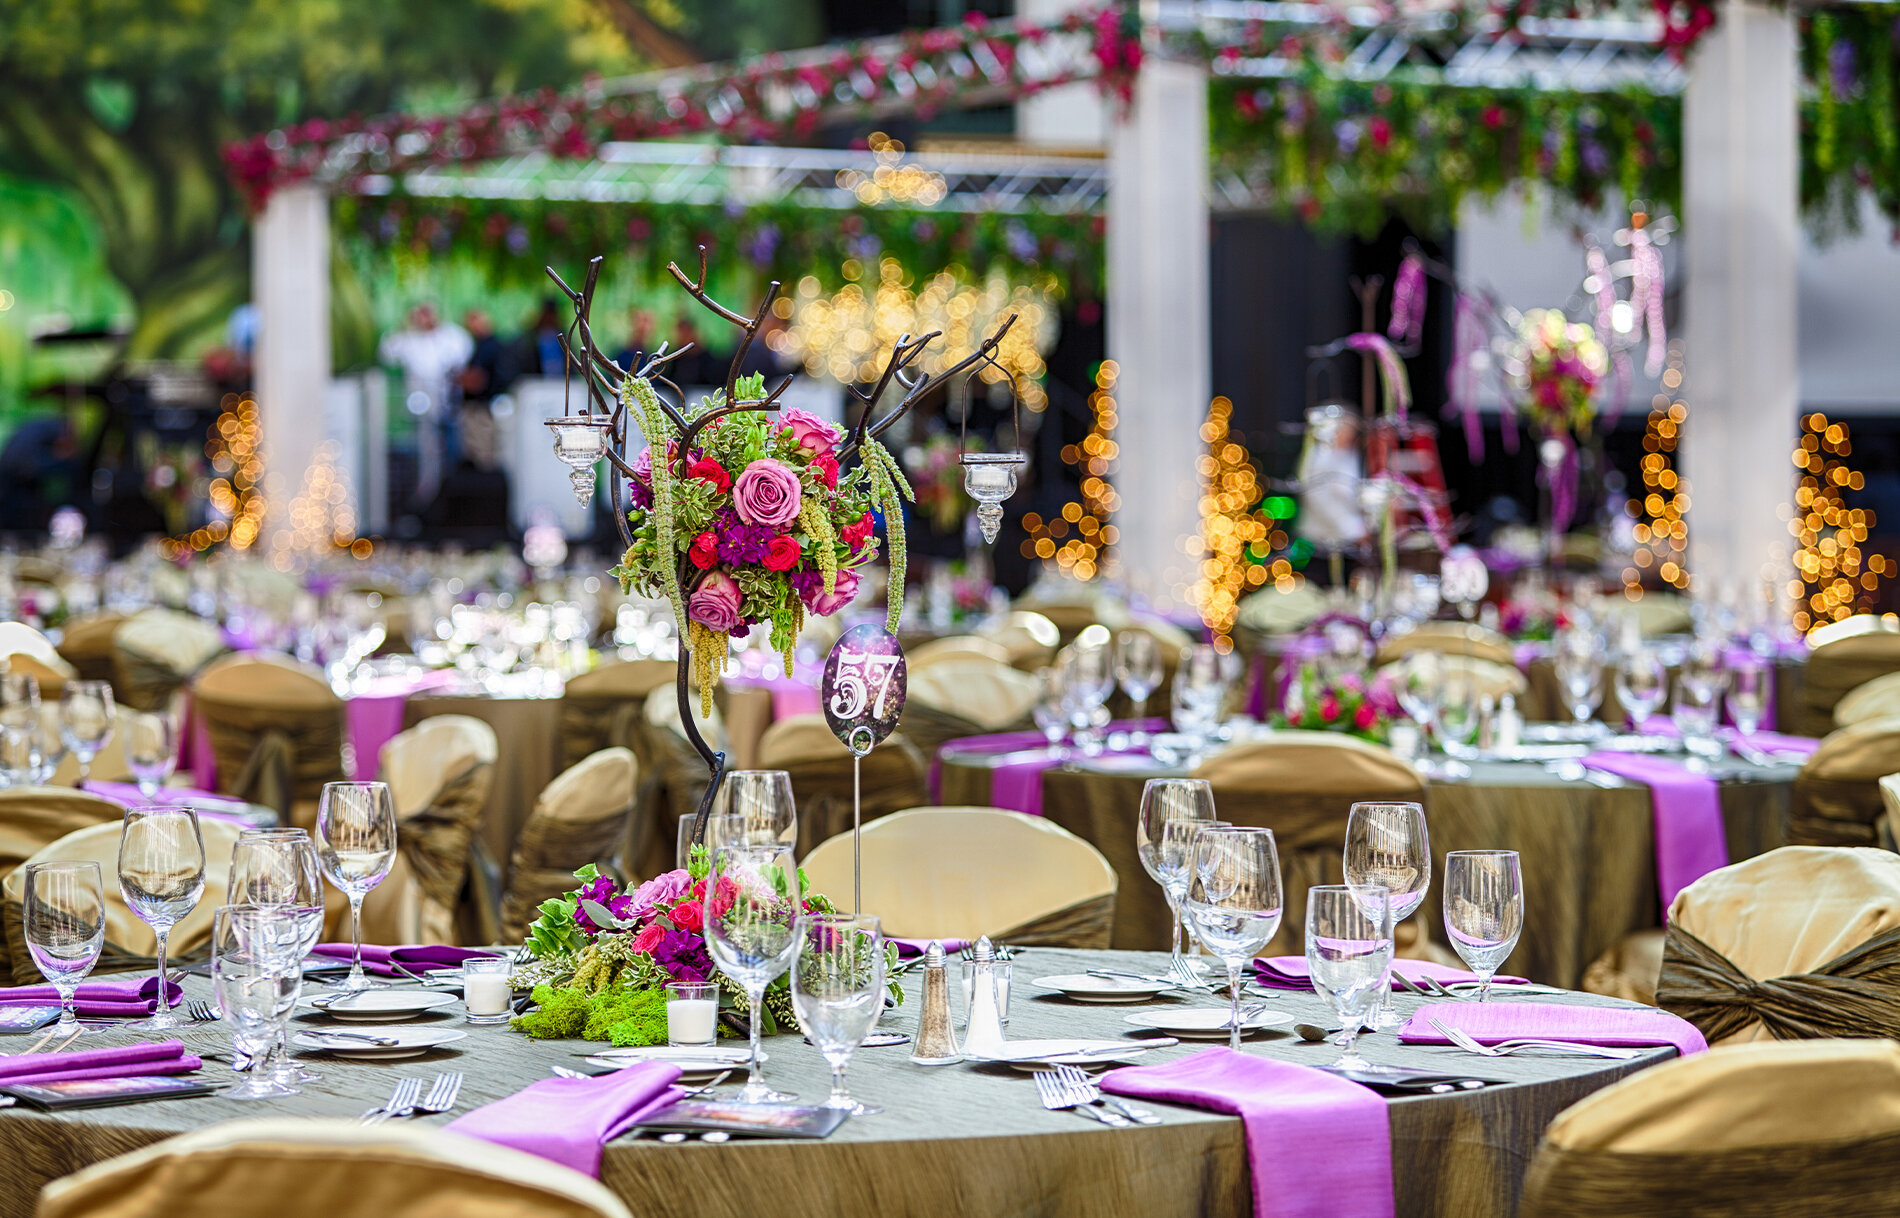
(1034, 974), (1169, 1003)
(962, 1038), (1160, 1068)
(1123, 1007), (1292, 1037)
(584, 1045), (752, 1079)
(307, 990), (460, 1021)
(292, 1025), (467, 1059)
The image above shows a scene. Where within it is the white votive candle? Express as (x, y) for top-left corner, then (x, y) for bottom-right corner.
(666, 980), (720, 1047)
(463, 959), (513, 1023)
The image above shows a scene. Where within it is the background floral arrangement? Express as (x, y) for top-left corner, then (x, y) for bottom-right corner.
(1273, 664), (1402, 743)
(907, 432), (977, 534)
(1509, 308), (1607, 438)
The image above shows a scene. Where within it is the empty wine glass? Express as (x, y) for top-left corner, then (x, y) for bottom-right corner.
(709, 771), (798, 852)
(1173, 644), (1226, 749)
(1394, 650), (1445, 749)
(34, 702), (68, 784)
(790, 912), (885, 1116)
(706, 842), (801, 1104)
(23, 860), (105, 1040)
(1726, 654), (1768, 740)
(0, 720), (40, 787)
(1182, 826), (1283, 1050)
(314, 781), (398, 992)
(1032, 667), (1069, 750)
(1136, 778), (1217, 977)
(1306, 884), (1393, 1069)
(1343, 801), (1429, 1029)
(123, 709), (179, 799)
(1614, 649), (1668, 732)
(59, 681), (115, 787)
(1058, 640), (1115, 755)
(1552, 628), (1604, 725)
(117, 806), (207, 1031)
(211, 904), (303, 1100)
(231, 829), (327, 1085)
(0, 671), (39, 727)
(1113, 631), (1165, 730)
(1671, 670), (1723, 760)
(1443, 850), (1523, 1001)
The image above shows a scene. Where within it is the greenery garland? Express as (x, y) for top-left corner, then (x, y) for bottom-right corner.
(1801, 8), (1900, 237)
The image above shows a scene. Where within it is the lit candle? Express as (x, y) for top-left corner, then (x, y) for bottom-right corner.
(666, 981), (719, 1047)
(462, 958), (513, 1023)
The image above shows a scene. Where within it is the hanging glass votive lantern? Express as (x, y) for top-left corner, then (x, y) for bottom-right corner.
(544, 314), (614, 507)
(958, 359), (1025, 545)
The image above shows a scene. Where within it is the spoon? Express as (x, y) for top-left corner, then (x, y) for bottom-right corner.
(1295, 1023), (1344, 1043)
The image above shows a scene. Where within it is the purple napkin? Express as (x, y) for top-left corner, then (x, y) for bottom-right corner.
(0, 977), (183, 1019)
(1253, 956), (1527, 992)
(1732, 729), (1818, 760)
(1581, 750), (1727, 910)
(311, 944), (501, 977)
(346, 670), (457, 781)
(1398, 1001), (1706, 1057)
(1101, 1047), (1392, 1218)
(936, 719), (1169, 815)
(447, 1060), (682, 1176)
(892, 938), (970, 959)
(0, 1039), (201, 1086)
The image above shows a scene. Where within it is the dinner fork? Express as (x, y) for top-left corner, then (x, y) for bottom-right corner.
(1053, 1064), (1159, 1125)
(360, 1077), (423, 1125)
(186, 1000), (220, 1022)
(1032, 1069), (1127, 1127)
(408, 1072), (463, 1117)
(1428, 1018), (1643, 1060)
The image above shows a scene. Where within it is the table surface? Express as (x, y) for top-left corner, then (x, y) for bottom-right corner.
(0, 950), (1670, 1218)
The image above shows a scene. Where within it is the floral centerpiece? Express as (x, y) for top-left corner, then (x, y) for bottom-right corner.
(1272, 665), (1402, 743)
(511, 853), (901, 1045)
(1509, 308), (1607, 439)
(1499, 599), (1571, 642)
(908, 433), (976, 534)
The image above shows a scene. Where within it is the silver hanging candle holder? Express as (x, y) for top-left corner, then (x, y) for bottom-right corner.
(957, 350), (1025, 545)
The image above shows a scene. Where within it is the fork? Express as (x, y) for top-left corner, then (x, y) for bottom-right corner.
(1032, 1070), (1128, 1126)
(1053, 1064), (1159, 1125)
(360, 1077), (423, 1125)
(409, 1072), (463, 1117)
(186, 1000), (220, 1022)
(1428, 1018), (1642, 1060)
(1166, 957), (1216, 993)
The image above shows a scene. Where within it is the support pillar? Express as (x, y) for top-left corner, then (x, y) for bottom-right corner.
(252, 184), (333, 531)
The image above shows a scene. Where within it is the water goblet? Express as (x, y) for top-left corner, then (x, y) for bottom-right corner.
(1726, 654), (1769, 739)
(1057, 640), (1115, 755)
(1394, 650), (1445, 756)
(1113, 631), (1165, 733)
(1032, 667), (1070, 751)
(1182, 826), (1283, 1050)
(117, 806), (207, 1031)
(210, 905), (303, 1100)
(123, 709), (179, 799)
(790, 912), (886, 1116)
(1343, 801), (1429, 1029)
(1552, 628), (1604, 725)
(1614, 649), (1668, 732)
(34, 702), (68, 784)
(231, 828), (327, 1083)
(314, 781), (397, 991)
(708, 770), (797, 852)
(706, 842), (801, 1104)
(1135, 778), (1217, 977)
(0, 720), (41, 787)
(59, 681), (115, 786)
(1443, 850), (1523, 1001)
(1306, 884), (1394, 1069)
(23, 861), (105, 1040)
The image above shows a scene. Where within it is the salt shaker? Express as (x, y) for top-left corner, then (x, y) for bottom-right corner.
(959, 937), (1008, 1060)
(909, 942), (963, 1065)
(1496, 692), (1522, 751)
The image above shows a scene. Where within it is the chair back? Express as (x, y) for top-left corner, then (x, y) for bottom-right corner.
(1881, 773), (1900, 853)
(757, 714), (928, 857)
(980, 611), (1060, 671)
(1789, 715), (1900, 846)
(900, 659), (1040, 761)
(0, 787), (127, 884)
(0, 623), (75, 697)
(1519, 1039), (1900, 1218)
(1376, 652), (1526, 702)
(35, 1118), (634, 1218)
(1833, 671), (1900, 728)
(1373, 620), (1516, 668)
(1234, 583), (1328, 638)
(1659, 845), (1900, 1044)
(499, 748), (637, 942)
(371, 715), (498, 946)
(802, 807), (1117, 947)
(53, 613), (127, 685)
(907, 635), (1010, 672)
(630, 691), (724, 877)
(1794, 618), (1900, 737)
(111, 609), (227, 711)
(193, 654), (346, 826)
(558, 659), (677, 771)
(1628, 592), (1693, 637)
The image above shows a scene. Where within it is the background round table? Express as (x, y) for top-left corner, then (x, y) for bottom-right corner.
(0, 951), (1670, 1218)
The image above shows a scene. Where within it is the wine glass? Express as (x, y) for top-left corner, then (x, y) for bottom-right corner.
(1443, 850), (1523, 1001)
(1551, 628), (1604, 725)
(1436, 678), (1480, 765)
(706, 842), (801, 1104)
(1305, 884), (1394, 1069)
(1394, 650), (1445, 750)
(1614, 649), (1668, 732)
(1181, 826), (1283, 1050)
(710, 770), (797, 852)
(23, 860), (105, 1040)
(1113, 631), (1165, 731)
(790, 911), (885, 1116)
(1672, 661), (1724, 761)
(1135, 778), (1217, 977)
(0, 720), (41, 787)
(314, 781), (398, 992)
(1172, 644), (1226, 751)
(123, 709), (179, 799)
(59, 681), (115, 787)
(33, 702), (68, 784)
(1343, 801), (1429, 1029)
(0, 671), (39, 728)
(1726, 653), (1769, 740)
(1057, 640), (1115, 755)
(117, 806), (207, 1031)
(210, 905), (303, 1100)
(231, 828), (328, 1084)
(1031, 667), (1069, 751)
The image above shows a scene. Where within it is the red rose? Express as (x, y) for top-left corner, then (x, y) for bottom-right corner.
(1319, 694), (1342, 723)
(688, 532), (718, 569)
(669, 900), (704, 933)
(1369, 116), (1392, 150)
(630, 924), (665, 954)
(763, 535), (801, 572)
(687, 457), (731, 492)
(1354, 703), (1378, 731)
(842, 512), (874, 551)
(813, 453), (839, 488)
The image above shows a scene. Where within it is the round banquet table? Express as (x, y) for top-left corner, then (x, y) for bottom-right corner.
(0, 951), (1672, 1218)
(402, 691), (563, 863)
(939, 747), (1795, 989)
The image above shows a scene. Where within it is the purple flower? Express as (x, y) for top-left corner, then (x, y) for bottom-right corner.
(718, 521), (776, 565)
(573, 875), (636, 934)
(651, 928), (714, 983)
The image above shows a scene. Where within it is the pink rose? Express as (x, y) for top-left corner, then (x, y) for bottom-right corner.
(733, 458), (802, 528)
(689, 570), (745, 633)
(1353, 703), (1378, 731)
(1319, 694), (1341, 723)
(670, 900), (703, 933)
(629, 869), (692, 918)
(630, 924), (665, 954)
(780, 409), (838, 458)
(803, 566), (859, 617)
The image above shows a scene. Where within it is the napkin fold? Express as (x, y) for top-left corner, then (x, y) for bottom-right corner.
(0, 977), (183, 1019)
(446, 1060), (683, 1176)
(310, 944), (502, 977)
(0, 1038), (201, 1086)
(1101, 1047), (1392, 1218)
(1580, 750), (1727, 909)
(1253, 956), (1527, 992)
(1397, 1001), (1707, 1057)
(891, 938), (970, 959)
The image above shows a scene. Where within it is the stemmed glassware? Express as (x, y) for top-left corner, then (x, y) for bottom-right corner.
(1135, 778), (1217, 977)
(1032, 667), (1069, 751)
(1726, 653), (1769, 739)
(231, 828), (328, 1084)
(0, 672), (39, 730)
(1305, 884), (1394, 1069)
(1113, 631), (1165, 733)
(211, 904), (305, 1100)
(33, 702), (68, 784)
(23, 860), (105, 1040)
(1181, 825), (1283, 1050)
(117, 806), (207, 1031)
(0, 719), (40, 787)
(1342, 801), (1429, 1029)
(1172, 644), (1226, 752)
(1058, 640), (1115, 755)
(59, 681), (116, 787)
(709, 771), (798, 852)
(314, 781), (398, 992)
(706, 842), (802, 1104)
(1673, 642), (1728, 759)
(790, 911), (885, 1116)
(123, 709), (179, 799)
(1614, 649), (1668, 732)
(1552, 627), (1604, 725)
(1394, 650), (1445, 763)
(1443, 850), (1524, 1001)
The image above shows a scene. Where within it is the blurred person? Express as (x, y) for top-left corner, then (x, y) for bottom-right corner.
(669, 315), (725, 388)
(611, 307), (657, 371)
(518, 298), (569, 378)
(379, 302), (473, 505)
(458, 308), (515, 406)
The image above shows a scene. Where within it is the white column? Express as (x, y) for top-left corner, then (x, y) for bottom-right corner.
(1682, 0), (1799, 598)
(1015, 0), (1107, 149)
(1107, 56), (1209, 614)
(252, 184), (333, 528)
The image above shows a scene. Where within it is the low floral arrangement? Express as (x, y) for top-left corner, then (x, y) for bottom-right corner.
(908, 433), (976, 534)
(1273, 664), (1402, 743)
(1509, 308), (1607, 438)
(614, 373), (913, 711)
(1499, 599), (1571, 642)
(511, 855), (900, 1046)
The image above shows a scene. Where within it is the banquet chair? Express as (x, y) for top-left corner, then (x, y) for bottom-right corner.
(35, 1118), (634, 1218)
(1791, 615), (1900, 737)
(631, 690), (725, 879)
(1833, 671), (1900, 728)
(1629, 591), (1694, 638)
(0, 787), (126, 884)
(1518, 1039), (1900, 1218)
(1375, 653), (1527, 702)
(1016, 583), (1130, 643)
(52, 613), (127, 686)
(110, 608), (227, 711)
(1786, 714), (1900, 847)
(1, 818), (242, 983)
(906, 635), (1011, 672)
(193, 654), (347, 828)
(802, 807), (1118, 947)
(898, 659), (1041, 764)
(0, 623), (76, 696)
(1657, 845), (1900, 1044)
(979, 610), (1060, 672)
(498, 747), (637, 942)
(1373, 620), (1516, 668)
(362, 715), (499, 947)
(1192, 733), (1429, 957)
(757, 714), (928, 857)
(1881, 774), (1900, 853)
(558, 659), (678, 771)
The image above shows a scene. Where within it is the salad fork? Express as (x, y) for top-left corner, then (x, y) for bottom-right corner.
(1053, 1064), (1159, 1125)
(1428, 1018), (1642, 1060)
(360, 1077), (422, 1125)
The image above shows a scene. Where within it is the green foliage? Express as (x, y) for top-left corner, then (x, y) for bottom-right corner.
(511, 982), (675, 1046)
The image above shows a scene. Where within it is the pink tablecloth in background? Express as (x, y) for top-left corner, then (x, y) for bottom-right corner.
(180, 670), (458, 789)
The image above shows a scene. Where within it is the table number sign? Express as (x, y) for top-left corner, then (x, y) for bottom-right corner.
(821, 625), (908, 913)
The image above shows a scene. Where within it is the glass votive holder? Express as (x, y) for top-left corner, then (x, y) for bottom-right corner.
(666, 981), (720, 1048)
(462, 957), (514, 1025)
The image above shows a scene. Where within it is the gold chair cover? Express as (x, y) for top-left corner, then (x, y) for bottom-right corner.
(1880, 774), (1900, 853)
(756, 714), (928, 858)
(0, 788), (128, 984)
(499, 748), (637, 942)
(557, 660), (677, 771)
(1519, 1039), (1900, 1218)
(1833, 671), (1900, 728)
(801, 807), (1117, 948)
(979, 611), (1060, 672)
(1, 624), (76, 699)
(900, 660), (1040, 762)
(110, 609), (227, 712)
(1628, 592), (1694, 638)
(1657, 846), (1900, 1044)
(1788, 715), (1900, 846)
(1791, 619), (1900, 737)
(907, 636), (1011, 671)
(1374, 621), (1517, 668)
(367, 715), (498, 946)
(193, 655), (346, 828)
(35, 1118), (634, 1218)
(52, 614), (126, 686)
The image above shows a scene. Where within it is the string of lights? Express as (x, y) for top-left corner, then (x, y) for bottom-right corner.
(1190, 395), (1296, 649)
(268, 439), (366, 571)
(1786, 411), (1881, 633)
(164, 394), (268, 559)
(1624, 338), (1690, 598)
(1020, 359), (1120, 578)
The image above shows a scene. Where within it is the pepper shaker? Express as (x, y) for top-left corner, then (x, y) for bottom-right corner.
(909, 942), (962, 1065)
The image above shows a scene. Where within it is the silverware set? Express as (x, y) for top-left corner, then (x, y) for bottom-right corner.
(1033, 1066), (1158, 1127)
(185, 1000), (220, 1022)
(1427, 1017), (1642, 1060)
(359, 1072), (464, 1124)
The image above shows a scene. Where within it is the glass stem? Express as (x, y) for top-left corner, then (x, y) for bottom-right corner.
(152, 929), (171, 1016)
(55, 980), (76, 1033)
(1166, 894), (1183, 968)
(1477, 973), (1493, 1003)
(1227, 964), (1243, 1052)
(829, 1064), (851, 1107)
(347, 894), (366, 987)
(746, 985), (766, 1089)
